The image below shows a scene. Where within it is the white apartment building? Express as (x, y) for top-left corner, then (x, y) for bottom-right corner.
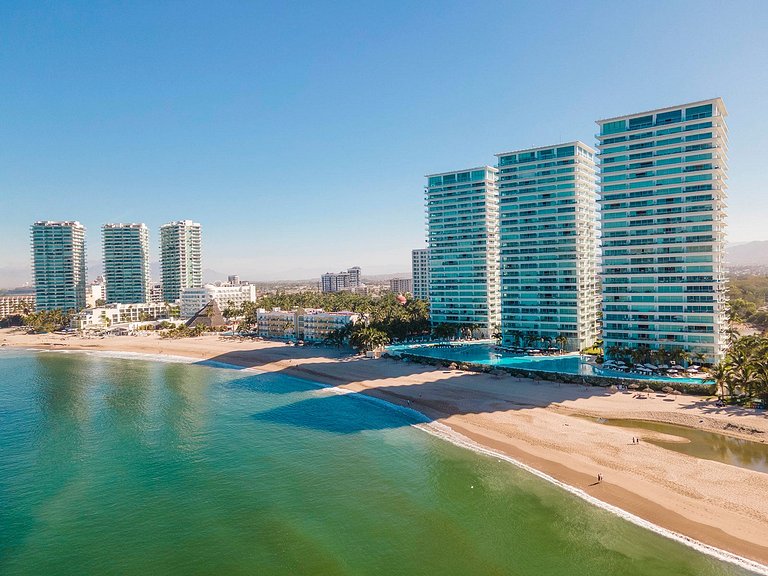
(321, 267), (362, 293)
(256, 307), (361, 341)
(426, 166), (500, 337)
(180, 283), (258, 319)
(71, 302), (172, 330)
(0, 295), (35, 318)
(596, 98), (728, 363)
(389, 278), (413, 294)
(411, 248), (429, 300)
(160, 220), (202, 302)
(496, 142), (600, 351)
(299, 309), (361, 342)
(256, 308), (299, 339)
(103, 223), (151, 304)
(86, 279), (105, 308)
(31, 221), (87, 311)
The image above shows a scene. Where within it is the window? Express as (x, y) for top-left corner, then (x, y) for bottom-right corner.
(602, 120), (626, 135)
(656, 110), (682, 125)
(629, 115), (653, 130)
(685, 104), (713, 120)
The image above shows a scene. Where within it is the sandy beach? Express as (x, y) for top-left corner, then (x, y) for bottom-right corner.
(3, 328), (768, 569)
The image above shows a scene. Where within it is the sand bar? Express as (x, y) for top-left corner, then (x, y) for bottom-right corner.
(2, 329), (768, 569)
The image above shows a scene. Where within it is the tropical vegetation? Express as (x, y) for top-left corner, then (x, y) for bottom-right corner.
(21, 309), (73, 333)
(706, 334), (768, 405)
(236, 292), (431, 343)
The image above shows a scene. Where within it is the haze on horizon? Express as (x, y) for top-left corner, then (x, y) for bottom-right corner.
(2, 1), (767, 288)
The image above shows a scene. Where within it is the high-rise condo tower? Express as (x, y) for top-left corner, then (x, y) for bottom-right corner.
(425, 166), (500, 338)
(411, 248), (429, 301)
(596, 98), (728, 363)
(31, 221), (87, 311)
(103, 223), (150, 304)
(160, 220), (202, 302)
(496, 142), (600, 351)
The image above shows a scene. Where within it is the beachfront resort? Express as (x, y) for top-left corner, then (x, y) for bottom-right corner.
(4, 95), (768, 575)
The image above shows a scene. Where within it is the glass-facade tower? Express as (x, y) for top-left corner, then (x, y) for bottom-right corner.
(31, 221), (87, 312)
(596, 98), (728, 363)
(103, 223), (150, 304)
(496, 142), (599, 351)
(425, 166), (500, 337)
(160, 220), (202, 303)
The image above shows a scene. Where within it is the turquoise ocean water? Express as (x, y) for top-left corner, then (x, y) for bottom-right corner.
(0, 350), (759, 575)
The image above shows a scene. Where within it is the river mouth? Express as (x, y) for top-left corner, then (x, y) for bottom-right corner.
(585, 417), (768, 474)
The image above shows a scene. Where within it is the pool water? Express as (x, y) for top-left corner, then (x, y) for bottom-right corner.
(387, 343), (706, 385)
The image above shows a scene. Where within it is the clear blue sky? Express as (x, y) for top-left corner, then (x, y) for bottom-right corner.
(2, 1), (767, 287)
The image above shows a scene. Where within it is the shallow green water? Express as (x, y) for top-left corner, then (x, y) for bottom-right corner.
(0, 350), (759, 575)
(596, 418), (768, 474)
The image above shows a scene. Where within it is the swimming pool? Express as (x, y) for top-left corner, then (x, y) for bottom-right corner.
(386, 342), (707, 385)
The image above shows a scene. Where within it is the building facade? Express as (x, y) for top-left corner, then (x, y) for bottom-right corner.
(160, 220), (202, 302)
(103, 223), (150, 304)
(0, 295), (35, 318)
(256, 308), (298, 339)
(71, 302), (172, 330)
(31, 221), (87, 311)
(389, 278), (413, 294)
(256, 307), (360, 341)
(426, 166), (500, 337)
(321, 267), (362, 293)
(411, 248), (429, 300)
(596, 98), (728, 363)
(179, 283), (258, 319)
(496, 142), (600, 351)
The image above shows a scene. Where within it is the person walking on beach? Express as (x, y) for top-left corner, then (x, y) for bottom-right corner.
(597, 473), (602, 483)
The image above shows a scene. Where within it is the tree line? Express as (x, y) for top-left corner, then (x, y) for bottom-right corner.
(707, 334), (768, 405)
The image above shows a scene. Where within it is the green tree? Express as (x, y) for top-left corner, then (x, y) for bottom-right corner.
(349, 326), (390, 353)
(555, 334), (569, 352)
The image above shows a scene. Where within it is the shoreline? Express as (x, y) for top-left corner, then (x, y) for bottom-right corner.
(2, 330), (768, 572)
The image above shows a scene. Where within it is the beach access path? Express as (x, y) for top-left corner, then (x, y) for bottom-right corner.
(3, 329), (768, 567)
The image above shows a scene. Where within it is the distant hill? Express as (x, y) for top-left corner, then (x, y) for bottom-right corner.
(727, 241), (768, 266)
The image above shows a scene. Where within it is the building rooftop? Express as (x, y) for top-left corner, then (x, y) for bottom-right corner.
(425, 165), (498, 178)
(495, 140), (595, 157)
(596, 97), (726, 124)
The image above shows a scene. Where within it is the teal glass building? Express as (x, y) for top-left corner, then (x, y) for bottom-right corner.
(596, 98), (728, 363)
(160, 220), (202, 303)
(496, 143), (600, 351)
(103, 223), (150, 304)
(31, 221), (87, 312)
(425, 167), (500, 337)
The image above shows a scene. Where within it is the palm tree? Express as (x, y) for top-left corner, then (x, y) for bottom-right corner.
(524, 331), (538, 348)
(511, 330), (524, 347)
(707, 362), (732, 399)
(606, 343), (624, 360)
(350, 326), (390, 352)
(555, 334), (569, 352)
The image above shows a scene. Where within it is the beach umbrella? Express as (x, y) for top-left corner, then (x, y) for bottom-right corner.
(662, 386), (675, 393)
(643, 386), (654, 393)
(628, 383), (640, 390)
(671, 389), (682, 396)
(686, 367), (698, 372)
